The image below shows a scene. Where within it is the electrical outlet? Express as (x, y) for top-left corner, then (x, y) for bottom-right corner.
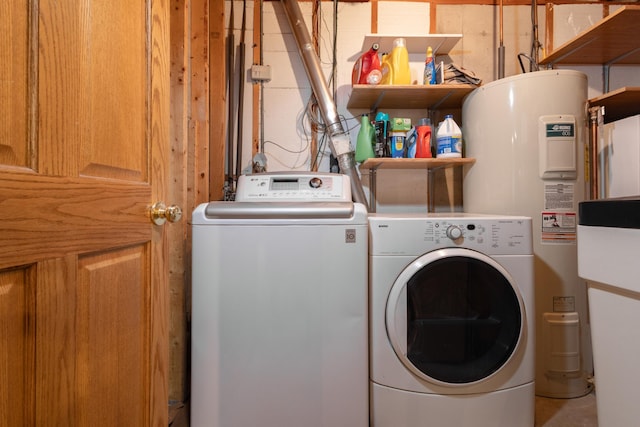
(251, 65), (271, 82)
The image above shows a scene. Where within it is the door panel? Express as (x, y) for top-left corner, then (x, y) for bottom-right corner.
(0, 267), (35, 427)
(76, 246), (148, 426)
(0, 1), (29, 168)
(79, 2), (147, 181)
(35, 257), (76, 425)
(0, 0), (170, 425)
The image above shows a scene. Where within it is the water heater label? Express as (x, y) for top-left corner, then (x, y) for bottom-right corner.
(538, 115), (577, 179)
(544, 183), (574, 210)
(553, 296), (576, 312)
(541, 211), (577, 244)
(545, 123), (575, 137)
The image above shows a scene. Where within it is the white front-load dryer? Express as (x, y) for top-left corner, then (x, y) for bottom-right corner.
(369, 213), (535, 427)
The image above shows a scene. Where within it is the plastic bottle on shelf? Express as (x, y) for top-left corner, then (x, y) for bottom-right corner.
(355, 114), (376, 162)
(352, 43), (382, 85)
(380, 38), (411, 85)
(391, 38), (411, 84)
(373, 112), (390, 157)
(406, 127), (417, 158)
(415, 118), (433, 158)
(423, 46), (437, 85)
(390, 131), (406, 158)
(379, 53), (392, 85)
(436, 115), (462, 158)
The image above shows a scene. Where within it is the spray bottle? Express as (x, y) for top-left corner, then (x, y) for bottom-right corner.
(423, 46), (437, 85)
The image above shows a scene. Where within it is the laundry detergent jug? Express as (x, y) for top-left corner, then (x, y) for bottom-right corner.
(352, 43), (382, 85)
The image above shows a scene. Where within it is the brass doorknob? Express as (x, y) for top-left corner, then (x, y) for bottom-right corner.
(150, 202), (182, 225)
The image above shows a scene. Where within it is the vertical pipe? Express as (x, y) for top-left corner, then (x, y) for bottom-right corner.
(588, 106), (600, 200)
(280, 0), (343, 136)
(236, 0), (247, 180)
(280, 0), (368, 206)
(226, 4), (236, 195)
(498, 0), (505, 79)
(531, 0), (540, 70)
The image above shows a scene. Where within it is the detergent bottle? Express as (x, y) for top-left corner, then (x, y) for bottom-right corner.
(373, 112), (390, 157)
(406, 127), (417, 158)
(390, 117), (411, 158)
(380, 38), (411, 85)
(355, 115), (376, 162)
(415, 118), (433, 158)
(389, 38), (411, 85)
(423, 46), (437, 85)
(352, 43), (382, 85)
(380, 53), (392, 85)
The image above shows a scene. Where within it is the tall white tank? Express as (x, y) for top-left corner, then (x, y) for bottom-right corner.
(462, 70), (593, 398)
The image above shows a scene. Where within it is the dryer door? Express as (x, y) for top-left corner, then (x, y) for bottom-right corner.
(386, 248), (525, 386)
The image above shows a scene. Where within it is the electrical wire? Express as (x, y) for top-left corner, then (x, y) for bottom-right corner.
(518, 0), (542, 73)
(530, 0), (542, 71)
(267, 0), (362, 171)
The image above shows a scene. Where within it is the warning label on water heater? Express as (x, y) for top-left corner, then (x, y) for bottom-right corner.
(544, 183), (574, 210)
(541, 211), (577, 244)
(541, 182), (576, 244)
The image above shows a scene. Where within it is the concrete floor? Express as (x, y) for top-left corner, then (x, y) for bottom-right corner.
(535, 391), (598, 426)
(176, 391), (599, 426)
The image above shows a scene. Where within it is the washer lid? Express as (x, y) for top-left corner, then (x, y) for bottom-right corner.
(203, 201), (355, 219)
(579, 197), (640, 229)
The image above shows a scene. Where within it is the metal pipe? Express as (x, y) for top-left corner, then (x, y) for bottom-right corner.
(280, 0), (368, 207)
(226, 3), (236, 196)
(498, 0), (505, 79)
(236, 0), (247, 181)
(588, 106), (600, 200)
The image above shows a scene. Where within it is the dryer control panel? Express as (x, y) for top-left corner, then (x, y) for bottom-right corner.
(236, 172), (351, 202)
(369, 214), (533, 256)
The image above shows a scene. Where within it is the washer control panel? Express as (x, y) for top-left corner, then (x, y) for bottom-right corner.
(236, 173), (351, 202)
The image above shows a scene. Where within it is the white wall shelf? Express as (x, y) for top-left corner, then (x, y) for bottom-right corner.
(347, 84), (475, 111)
(361, 34), (462, 55)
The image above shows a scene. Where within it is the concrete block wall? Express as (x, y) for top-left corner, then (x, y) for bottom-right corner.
(226, 1), (640, 211)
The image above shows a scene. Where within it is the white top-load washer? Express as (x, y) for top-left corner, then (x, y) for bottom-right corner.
(191, 172), (369, 427)
(369, 213), (535, 427)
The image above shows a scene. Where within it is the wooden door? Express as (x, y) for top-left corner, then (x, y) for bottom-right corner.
(1, 1), (170, 425)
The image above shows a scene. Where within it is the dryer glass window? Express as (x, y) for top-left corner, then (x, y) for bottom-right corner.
(406, 256), (521, 383)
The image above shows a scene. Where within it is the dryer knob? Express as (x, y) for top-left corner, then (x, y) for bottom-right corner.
(446, 225), (463, 240)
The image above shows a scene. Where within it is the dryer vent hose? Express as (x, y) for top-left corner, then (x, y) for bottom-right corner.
(280, 0), (368, 207)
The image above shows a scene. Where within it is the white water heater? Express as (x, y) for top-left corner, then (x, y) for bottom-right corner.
(462, 70), (593, 398)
